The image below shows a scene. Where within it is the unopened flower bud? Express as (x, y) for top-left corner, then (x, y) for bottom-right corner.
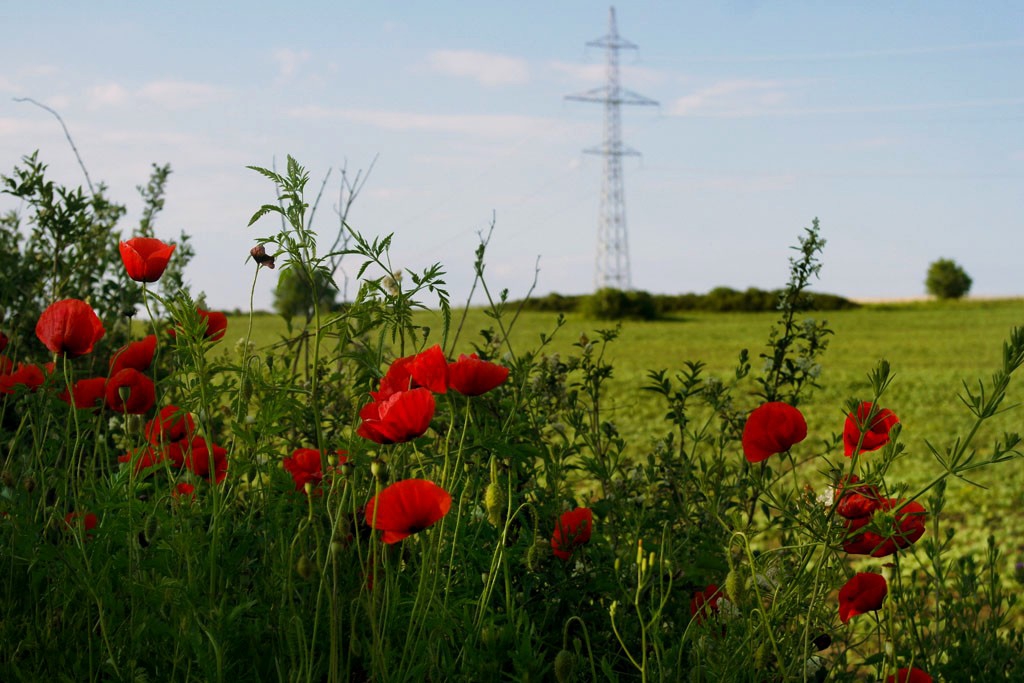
(725, 568), (744, 606)
(371, 458), (387, 482)
(296, 554), (314, 580)
(484, 481), (505, 527)
(554, 649), (576, 683)
(526, 537), (547, 572)
(118, 386), (131, 403)
(126, 414), (144, 436)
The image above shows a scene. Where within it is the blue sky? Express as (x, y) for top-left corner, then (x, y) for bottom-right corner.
(2, 2), (1022, 310)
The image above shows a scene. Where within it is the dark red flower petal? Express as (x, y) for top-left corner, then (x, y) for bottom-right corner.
(59, 376), (107, 409)
(35, 299), (105, 358)
(843, 498), (927, 557)
(119, 237), (176, 283)
(742, 402), (808, 463)
(364, 479), (452, 543)
(357, 388), (435, 444)
(105, 368), (156, 414)
(838, 572), (887, 623)
(146, 405), (196, 445)
(887, 667), (932, 683)
(551, 507), (594, 561)
(844, 402), (899, 457)
(409, 344), (448, 394)
(447, 353), (510, 396)
(690, 584), (723, 625)
(0, 363), (45, 394)
(118, 446), (166, 474)
(282, 448), (349, 492)
(110, 334), (157, 375)
(182, 437), (228, 484)
(64, 511), (98, 535)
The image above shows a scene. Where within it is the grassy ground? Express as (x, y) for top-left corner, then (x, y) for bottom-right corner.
(230, 298), (1024, 565)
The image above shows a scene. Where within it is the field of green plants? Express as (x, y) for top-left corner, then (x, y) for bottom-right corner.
(3, 153), (1024, 681)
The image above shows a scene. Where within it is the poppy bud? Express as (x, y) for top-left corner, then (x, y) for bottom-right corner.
(553, 650), (576, 683)
(22, 476), (36, 493)
(118, 385), (132, 403)
(126, 414), (144, 436)
(296, 554), (314, 580)
(484, 481), (505, 527)
(525, 537), (547, 572)
(725, 568), (745, 606)
(340, 461), (354, 478)
(1, 470), (14, 488)
(371, 458), (388, 482)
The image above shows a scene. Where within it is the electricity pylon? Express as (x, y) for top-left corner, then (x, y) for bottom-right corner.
(566, 6), (658, 291)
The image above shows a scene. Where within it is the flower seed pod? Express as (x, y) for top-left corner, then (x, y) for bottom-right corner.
(554, 649), (576, 683)
(484, 481), (505, 528)
(370, 458), (388, 482)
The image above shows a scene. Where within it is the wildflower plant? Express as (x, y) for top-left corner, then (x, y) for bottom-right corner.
(3, 154), (1024, 683)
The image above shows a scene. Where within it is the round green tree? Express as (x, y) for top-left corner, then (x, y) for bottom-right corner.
(274, 266), (339, 321)
(925, 258), (972, 300)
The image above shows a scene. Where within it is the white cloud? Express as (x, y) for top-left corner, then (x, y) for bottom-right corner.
(668, 79), (788, 117)
(87, 82), (130, 109)
(138, 80), (225, 109)
(272, 47), (312, 80)
(288, 105), (564, 138)
(427, 49), (529, 86)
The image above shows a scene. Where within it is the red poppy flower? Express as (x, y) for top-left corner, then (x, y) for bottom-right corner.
(834, 475), (881, 519)
(370, 346), (449, 400)
(109, 334), (157, 375)
(173, 482), (196, 501)
(364, 478), (452, 544)
(551, 507), (594, 561)
(690, 584), (724, 624)
(64, 511), (98, 537)
(357, 388), (435, 444)
(181, 437), (228, 484)
(409, 344), (448, 394)
(119, 237), (176, 283)
(447, 353), (510, 396)
(887, 667), (932, 683)
(283, 448), (349, 492)
(838, 572), (887, 623)
(146, 405), (196, 445)
(169, 307), (228, 342)
(105, 368), (156, 414)
(118, 447), (166, 474)
(59, 376), (107, 410)
(844, 402), (899, 457)
(0, 363), (46, 394)
(741, 402), (808, 463)
(35, 299), (105, 358)
(842, 499), (927, 557)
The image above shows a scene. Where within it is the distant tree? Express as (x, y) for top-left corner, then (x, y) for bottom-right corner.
(274, 266), (339, 321)
(925, 258), (972, 300)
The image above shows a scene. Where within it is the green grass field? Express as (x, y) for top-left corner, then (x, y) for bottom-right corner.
(231, 297), (1024, 563)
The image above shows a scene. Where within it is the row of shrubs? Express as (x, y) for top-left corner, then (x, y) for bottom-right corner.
(514, 286), (858, 320)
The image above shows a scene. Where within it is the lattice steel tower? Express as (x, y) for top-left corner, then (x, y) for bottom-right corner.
(566, 6), (657, 291)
